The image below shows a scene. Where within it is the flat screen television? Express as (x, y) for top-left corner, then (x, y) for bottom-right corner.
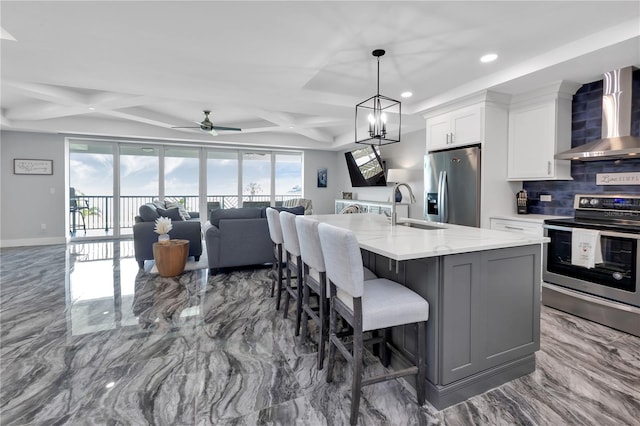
(345, 145), (387, 187)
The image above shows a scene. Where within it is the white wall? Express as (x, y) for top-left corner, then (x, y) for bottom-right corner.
(1, 131), (67, 246)
(335, 129), (426, 219)
(302, 149), (340, 214)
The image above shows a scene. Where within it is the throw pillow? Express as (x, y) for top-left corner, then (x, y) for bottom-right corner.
(165, 199), (191, 220)
(139, 203), (160, 222)
(157, 207), (184, 222)
(152, 198), (166, 210)
(273, 206), (305, 215)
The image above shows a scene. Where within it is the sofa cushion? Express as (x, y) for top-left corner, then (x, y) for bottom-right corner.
(210, 207), (262, 227)
(157, 207), (184, 221)
(139, 203), (160, 222)
(260, 205), (305, 217)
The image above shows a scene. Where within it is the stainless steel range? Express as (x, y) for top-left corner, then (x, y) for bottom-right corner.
(543, 194), (640, 337)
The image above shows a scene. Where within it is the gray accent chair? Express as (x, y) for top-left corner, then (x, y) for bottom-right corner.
(204, 206), (305, 275)
(133, 202), (202, 269)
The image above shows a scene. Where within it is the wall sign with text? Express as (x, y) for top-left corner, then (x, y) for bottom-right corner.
(596, 172), (640, 185)
(13, 159), (53, 175)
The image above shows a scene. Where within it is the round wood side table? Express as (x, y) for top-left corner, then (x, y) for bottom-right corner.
(152, 239), (189, 277)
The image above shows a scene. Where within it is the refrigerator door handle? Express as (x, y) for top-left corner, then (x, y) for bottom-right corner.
(441, 171), (448, 223)
(436, 171), (444, 222)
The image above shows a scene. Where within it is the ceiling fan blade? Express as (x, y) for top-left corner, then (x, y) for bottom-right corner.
(211, 125), (242, 132)
(171, 126), (200, 129)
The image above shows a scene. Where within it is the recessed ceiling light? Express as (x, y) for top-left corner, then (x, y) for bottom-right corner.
(289, 125), (295, 129)
(480, 53), (498, 63)
(401, 91), (413, 98)
(88, 107), (96, 111)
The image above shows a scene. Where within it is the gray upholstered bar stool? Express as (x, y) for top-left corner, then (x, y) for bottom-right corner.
(318, 222), (429, 425)
(296, 216), (380, 370)
(279, 211), (304, 335)
(266, 207), (286, 310)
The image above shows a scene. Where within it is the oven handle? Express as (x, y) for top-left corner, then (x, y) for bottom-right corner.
(544, 224), (640, 240)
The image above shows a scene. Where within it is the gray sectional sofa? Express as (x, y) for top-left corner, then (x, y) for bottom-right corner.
(133, 201), (203, 269)
(204, 206), (304, 274)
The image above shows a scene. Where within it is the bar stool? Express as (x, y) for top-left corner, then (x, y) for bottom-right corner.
(266, 207), (285, 310)
(279, 211), (303, 336)
(318, 222), (429, 425)
(296, 216), (380, 370)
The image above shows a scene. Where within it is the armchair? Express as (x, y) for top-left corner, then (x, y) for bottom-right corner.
(133, 202), (202, 269)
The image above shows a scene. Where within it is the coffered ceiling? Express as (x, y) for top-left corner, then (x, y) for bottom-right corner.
(1, 1), (639, 150)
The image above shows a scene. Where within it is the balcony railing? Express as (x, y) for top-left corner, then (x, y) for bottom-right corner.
(71, 194), (300, 233)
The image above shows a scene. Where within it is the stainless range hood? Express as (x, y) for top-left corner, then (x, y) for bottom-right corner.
(555, 67), (640, 161)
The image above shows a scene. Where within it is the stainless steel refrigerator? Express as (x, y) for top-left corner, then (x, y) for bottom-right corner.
(424, 145), (481, 227)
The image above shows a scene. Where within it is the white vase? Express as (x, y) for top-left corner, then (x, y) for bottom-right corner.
(158, 233), (170, 243)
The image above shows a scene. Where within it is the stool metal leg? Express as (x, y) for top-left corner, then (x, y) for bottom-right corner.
(294, 257), (303, 336)
(318, 270), (327, 370)
(416, 321), (426, 406)
(326, 284), (338, 383)
(299, 266), (311, 345)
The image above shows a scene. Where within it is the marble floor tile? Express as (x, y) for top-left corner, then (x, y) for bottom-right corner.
(2, 241), (640, 426)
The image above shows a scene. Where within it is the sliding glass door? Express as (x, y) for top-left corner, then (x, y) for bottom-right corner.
(69, 142), (114, 237)
(119, 146), (159, 235)
(164, 147), (200, 213)
(69, 139), (303, 239)
(275, 152), (303, 200)
(242, 152), (272, 208)
(207, 150), (239, 212)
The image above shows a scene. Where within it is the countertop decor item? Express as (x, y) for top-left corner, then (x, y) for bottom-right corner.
(355, 49), (401, 146)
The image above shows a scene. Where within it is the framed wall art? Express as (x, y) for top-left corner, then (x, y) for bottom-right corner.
(317, 167), (327, 188)
(13, 159), (53, 175)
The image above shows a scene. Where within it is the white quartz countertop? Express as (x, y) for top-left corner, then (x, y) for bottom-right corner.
(305, 214), (549, 261)
(491, 214), (572, 223)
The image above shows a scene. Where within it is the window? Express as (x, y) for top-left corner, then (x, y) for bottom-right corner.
(207, 150), (239, 209)
(68, 139), (303, 239)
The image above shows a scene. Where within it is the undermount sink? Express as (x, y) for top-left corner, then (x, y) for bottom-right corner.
(397, 221), (445, 230)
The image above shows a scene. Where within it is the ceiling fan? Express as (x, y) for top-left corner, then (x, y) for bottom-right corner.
(172, 110), (242, 135)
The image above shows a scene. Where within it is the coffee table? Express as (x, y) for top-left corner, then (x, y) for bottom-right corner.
(152, 239), (190, 277)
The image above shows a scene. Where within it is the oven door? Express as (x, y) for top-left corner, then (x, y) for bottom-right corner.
(543, 224), (640, 307)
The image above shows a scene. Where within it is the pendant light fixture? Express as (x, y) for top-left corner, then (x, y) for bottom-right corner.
(355, 49), (401, 146)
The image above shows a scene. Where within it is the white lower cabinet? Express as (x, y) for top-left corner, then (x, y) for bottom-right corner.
(490, 218), (544, 236)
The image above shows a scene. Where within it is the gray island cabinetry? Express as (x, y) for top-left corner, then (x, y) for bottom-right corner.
(307, 214), (545, 410)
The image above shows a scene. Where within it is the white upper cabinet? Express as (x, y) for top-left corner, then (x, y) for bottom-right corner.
(507, 81), (580, 181)
(426, 104), (482, 151)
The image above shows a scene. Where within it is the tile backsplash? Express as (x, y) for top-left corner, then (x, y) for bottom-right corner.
(524, 70), (640, 216)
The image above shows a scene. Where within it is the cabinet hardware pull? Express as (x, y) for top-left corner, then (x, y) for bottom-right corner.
(505, 225), (525, 231)
(450, 133), (454, 144)
(547, 161), (551, 175)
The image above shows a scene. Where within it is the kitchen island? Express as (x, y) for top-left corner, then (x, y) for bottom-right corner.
(306, 213), (548, 410)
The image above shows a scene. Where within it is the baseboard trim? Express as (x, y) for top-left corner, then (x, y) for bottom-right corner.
(0, 237), (67, 248)
(425, 354), (536, 410)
